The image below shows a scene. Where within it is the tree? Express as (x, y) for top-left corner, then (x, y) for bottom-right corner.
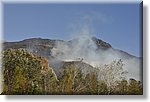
(84, 72), (98, 94)
(97, 80), (108, 95)
(2, 48), (57, 94)
(96, 59), (127, 94)
(128, 78), (142, 95)
(11, 66), (27, 94)
(0, 70), (4, 94)
(2, 49), (142, 95)
(58, 63), (86, 94)
(59, 66), (73, 94)
(113, 79), (128, 95)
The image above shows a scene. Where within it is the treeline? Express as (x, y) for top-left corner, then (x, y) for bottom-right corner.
(1, 49), (143, 95)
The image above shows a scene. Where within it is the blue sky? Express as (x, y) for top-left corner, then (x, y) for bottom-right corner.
(4, 3), (142, 57)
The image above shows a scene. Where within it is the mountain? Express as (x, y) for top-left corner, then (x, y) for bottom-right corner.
(3, 37), (142, 81)
(3, 37), (136, 58)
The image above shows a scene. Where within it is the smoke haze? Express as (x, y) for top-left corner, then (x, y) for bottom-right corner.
(51, 25), (142, 81)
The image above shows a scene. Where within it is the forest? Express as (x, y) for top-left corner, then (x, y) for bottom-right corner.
(1, 49), (143, 95)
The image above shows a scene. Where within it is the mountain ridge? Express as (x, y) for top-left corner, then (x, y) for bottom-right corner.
(3, 37), (142, 81)
(3, 37), (138, 58)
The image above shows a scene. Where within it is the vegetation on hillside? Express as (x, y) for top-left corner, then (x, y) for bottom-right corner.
(1, 49), (143, 95)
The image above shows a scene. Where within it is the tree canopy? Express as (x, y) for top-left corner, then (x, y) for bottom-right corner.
(1, 49), (143, 95)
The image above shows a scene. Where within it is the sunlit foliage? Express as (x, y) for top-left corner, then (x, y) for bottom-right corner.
(1, 49), (143, 95)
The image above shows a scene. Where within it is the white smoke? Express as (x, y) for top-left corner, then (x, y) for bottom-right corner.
(51, 25), (142, 81)
(123, 58), (142, 81)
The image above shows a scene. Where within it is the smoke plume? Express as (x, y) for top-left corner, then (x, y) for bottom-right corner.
(50, 24), (142, 81)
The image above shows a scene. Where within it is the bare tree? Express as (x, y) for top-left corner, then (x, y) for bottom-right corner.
(96, 59), (127, 94)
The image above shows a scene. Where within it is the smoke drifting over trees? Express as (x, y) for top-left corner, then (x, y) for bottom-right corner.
(51, 26), (142, 81)
(1, 49), (142, 95)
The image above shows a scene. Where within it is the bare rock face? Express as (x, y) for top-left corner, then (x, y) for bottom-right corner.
(92, 37), (112, 48)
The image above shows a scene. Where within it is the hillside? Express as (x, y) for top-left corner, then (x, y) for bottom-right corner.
(1, 37), (143, 95)
(3, 37), (141, 81)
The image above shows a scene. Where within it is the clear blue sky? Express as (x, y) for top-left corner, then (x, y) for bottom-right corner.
(4, 3), (142, 57)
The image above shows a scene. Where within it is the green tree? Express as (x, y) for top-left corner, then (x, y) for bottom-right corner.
(2, 48), (57, 94)
(97, 80), (108, 95)
(58, 63), (86, 94)
(113, 79), (128, 95)
(84, 72), (98, 94)
(12, 66), (27, 94)
(128, 79), (142, 95)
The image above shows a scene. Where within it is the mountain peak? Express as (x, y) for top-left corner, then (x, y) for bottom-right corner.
(91, 37), (112, 48)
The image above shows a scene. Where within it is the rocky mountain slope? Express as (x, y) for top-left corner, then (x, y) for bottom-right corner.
(3, 37), (142, 81)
